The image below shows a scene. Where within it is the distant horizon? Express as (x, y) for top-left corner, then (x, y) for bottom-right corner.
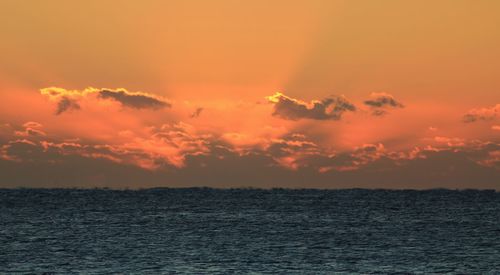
(1, 186), (498, 192)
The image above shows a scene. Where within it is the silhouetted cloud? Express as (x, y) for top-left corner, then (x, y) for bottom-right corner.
(190, 107), (204, 118)
(0, 139), (154, 188)
(40, 87), (171, 114)
(1, 114), (499, 189)
(364, 93), (404, 116)
(98, 89), (170, 110)
(56, 97), (81, 115)
(463, 104), (499, 123)
(1, 135), (498, 189)
(266, 92), (356, 120)
(364, 93), (404, 108)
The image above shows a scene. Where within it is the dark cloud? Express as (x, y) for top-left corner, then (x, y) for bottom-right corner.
(364, 93), (404, 108)
(463, 104), (499, 123)
(40, 87), (171, 114)
(1, 138), (499, 189)
(98, 89), (170, 110)
(0, 140), (154, 188)
(56, 97), (81, 115)
(39, 87), (81, 115)
(190, 107), (204, 118)
(1, 124), (499, 189)
(267, 92), (356, 121)
(364, 93), (404, 116)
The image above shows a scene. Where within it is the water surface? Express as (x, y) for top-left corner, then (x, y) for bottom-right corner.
(1, 188), (499, 273)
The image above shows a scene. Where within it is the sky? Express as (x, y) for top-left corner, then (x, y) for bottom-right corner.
(0, 0), (499, 189)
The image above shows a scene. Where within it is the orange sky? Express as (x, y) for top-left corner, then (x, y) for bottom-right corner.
(0, 1), (499, 189)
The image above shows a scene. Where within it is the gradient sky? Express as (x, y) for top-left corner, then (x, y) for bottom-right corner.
(0, 0), (499, 189)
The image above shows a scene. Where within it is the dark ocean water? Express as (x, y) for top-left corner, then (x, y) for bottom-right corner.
(1, 188), (499, 274)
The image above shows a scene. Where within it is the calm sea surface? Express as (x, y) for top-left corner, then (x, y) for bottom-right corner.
(1, 188), (499, 274)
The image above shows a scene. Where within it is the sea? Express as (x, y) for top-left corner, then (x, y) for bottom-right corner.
(1, 188), (499, 274)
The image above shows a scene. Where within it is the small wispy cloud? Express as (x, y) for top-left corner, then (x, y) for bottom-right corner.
(364, 92), (404, 116)
(463, 104), (499, 123)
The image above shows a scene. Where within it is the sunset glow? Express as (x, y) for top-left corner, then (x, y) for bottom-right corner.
(0, 0), (499, 189)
